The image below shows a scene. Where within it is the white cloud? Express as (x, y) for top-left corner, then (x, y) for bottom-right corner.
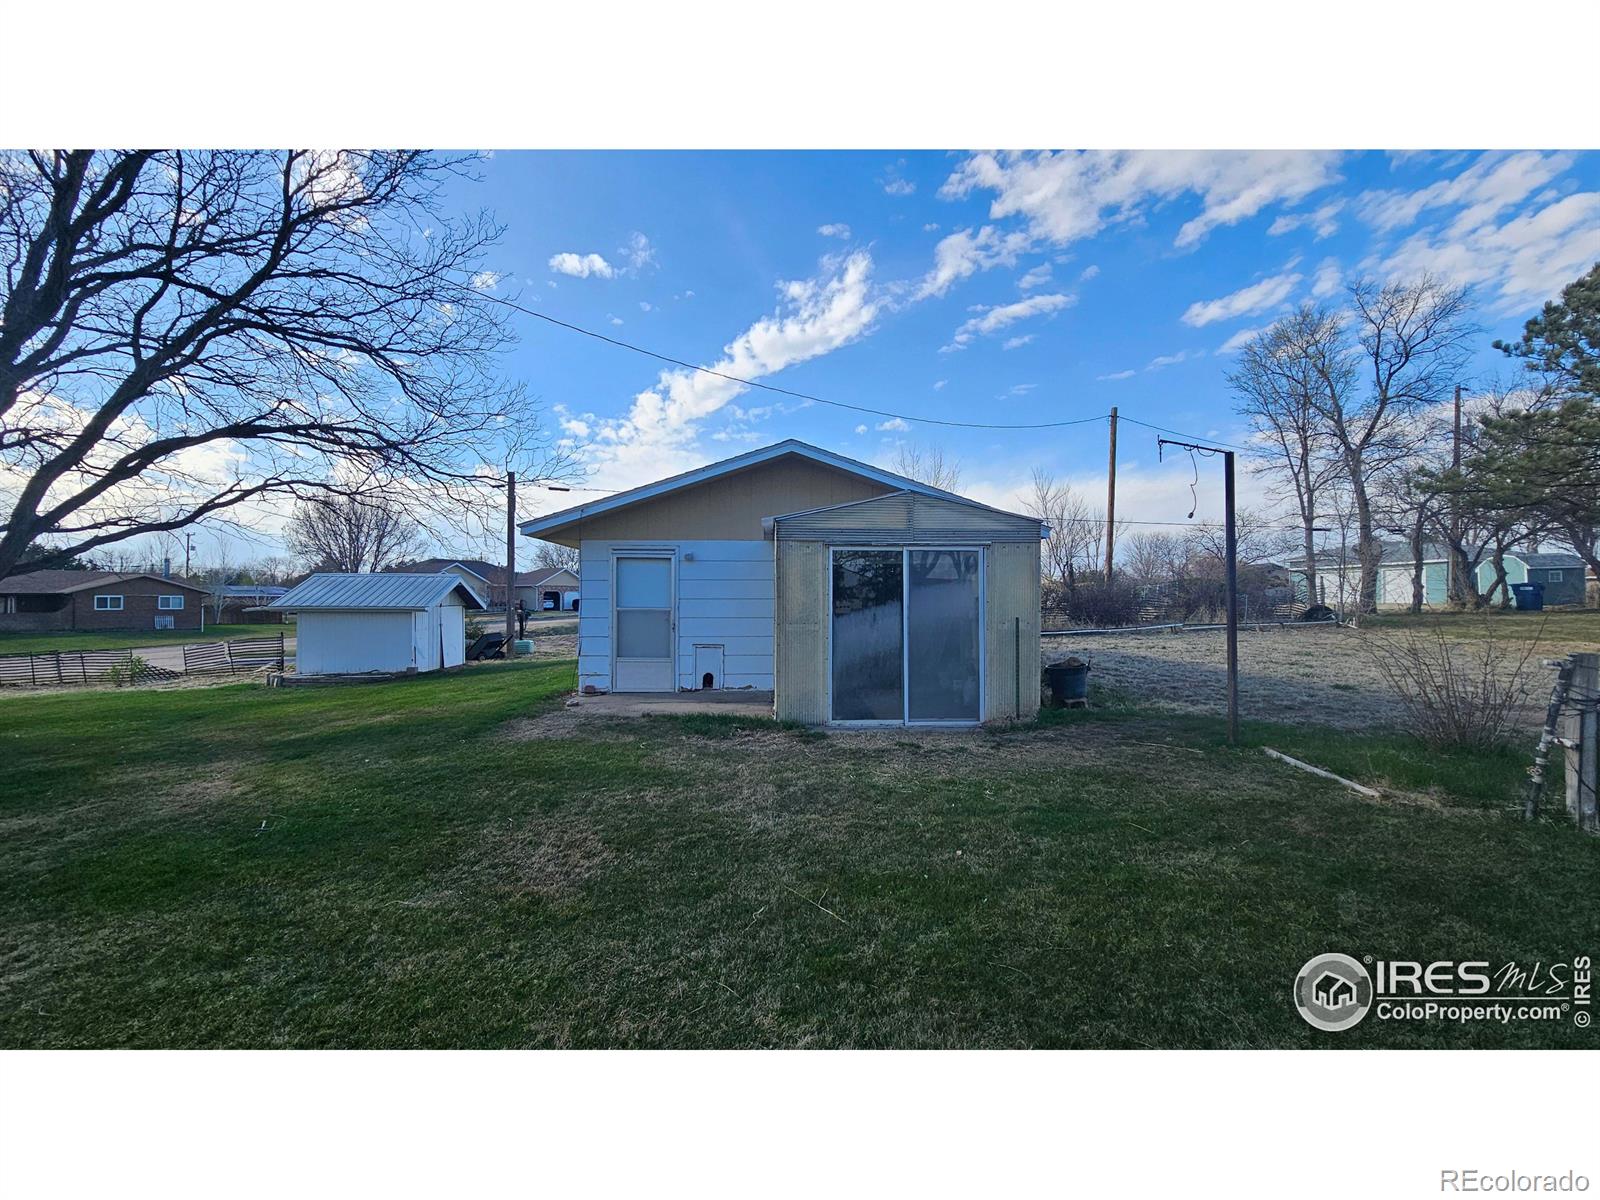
(639, 301), (653, 312)
(1181, 270), (1301, 326)
(608, 314), (624, 326)
(854, 424), (868, 434)
(922, 222), (940, 232)
(1310, 257), (1343, 299)
(1217, 327), (1262, 354)
(1097, 369), (1136, 381)
(582, 251), (879, 485)
(1357, 151), (1573, 235)
(547, 252), (615, 279)
(914, 225), (1033, 299)
(932, 380), (947, 390)
(1266, 199), (1345, 240)
(1372, 183), (1600, 313)
(883, 179), (916, 197)
(940, 150), (1342, 251)
(1016, 263), (1053, 290)
(941, 292), (1075, 352)
(1007, 383), (1036, 396)
(1002, 334), (1035, 350)
(620, 232), (656, 272)
(1078, 264), (1100, 281)
(818, 223), (852, 239)
(1146, 349), (1199, 371)
(469, 271), (502, 291)
(876, 417), (911, 432)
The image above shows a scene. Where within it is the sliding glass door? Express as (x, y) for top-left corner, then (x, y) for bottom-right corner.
(830, 547), (982, 724)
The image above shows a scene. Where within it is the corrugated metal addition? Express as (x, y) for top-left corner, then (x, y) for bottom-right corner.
(772, 491), (1043, 544)
(267, 572), (485, 611)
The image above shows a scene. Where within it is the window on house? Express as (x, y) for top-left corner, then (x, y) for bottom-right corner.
(158, 595), (185, 610)
(1546, 570), (1563, 582)
(93, 594), (124, 611)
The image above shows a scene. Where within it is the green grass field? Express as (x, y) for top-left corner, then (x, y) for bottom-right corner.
(2, 660), (1595, 1048)
(1361, 607), (1600, 645)
(0, 624), (285, 655)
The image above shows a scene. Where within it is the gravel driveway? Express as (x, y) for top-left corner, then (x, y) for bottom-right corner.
(1041, 624), (1553, 731)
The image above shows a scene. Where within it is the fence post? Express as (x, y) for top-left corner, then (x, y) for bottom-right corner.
(1563, 653), (1599, 833)
(52, 652), (62, 684)
(277, 632), (285, 670)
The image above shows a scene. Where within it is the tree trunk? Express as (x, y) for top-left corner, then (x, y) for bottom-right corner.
(1301, 521), (1318, 611)
(1352, 483), (1379, 614)
(1408, 515), (1426, 614)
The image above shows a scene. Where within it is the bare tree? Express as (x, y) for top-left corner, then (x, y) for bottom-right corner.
(1022, 469), (1108, 595)
(531, 540), (579, 574)
(1230, 305), (1350, 606)
(891, 443), (962, 491)
(285, 494), (424, 572)
(0, 150), (573, 580)
(1312, 274), (1477, 612)
(1120, 530), (1185, 584)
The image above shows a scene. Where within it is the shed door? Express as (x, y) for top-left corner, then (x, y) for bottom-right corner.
(613, 555), (674, 692)
(907, 549), (981, 721)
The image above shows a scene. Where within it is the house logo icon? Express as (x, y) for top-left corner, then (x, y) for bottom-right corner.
(1294, 953), (1373, 1032)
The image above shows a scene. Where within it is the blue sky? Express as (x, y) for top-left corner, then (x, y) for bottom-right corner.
(453, 150), (1600, 529)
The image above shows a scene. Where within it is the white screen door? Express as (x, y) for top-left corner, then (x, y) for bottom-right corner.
(613, 555), (674, 691)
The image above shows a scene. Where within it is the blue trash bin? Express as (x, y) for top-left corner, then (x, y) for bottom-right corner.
(1510, 582), (1545, 611)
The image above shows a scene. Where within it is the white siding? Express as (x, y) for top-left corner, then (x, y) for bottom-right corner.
(296, 611), (414, 675)
(578, 539), (774, 692)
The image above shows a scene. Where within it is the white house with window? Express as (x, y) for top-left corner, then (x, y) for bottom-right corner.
(519, 440), (1045, 725)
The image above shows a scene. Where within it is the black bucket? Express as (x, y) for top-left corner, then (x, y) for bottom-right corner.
(1043, 659), (1090, 706)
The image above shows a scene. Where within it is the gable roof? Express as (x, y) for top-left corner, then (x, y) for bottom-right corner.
(766, 489), (1046, 541)
(266, 572), (487, 612)
(0, 570), (209, 595)
(1517, 551), (1586, 570)
(383, 558), (500, 584)
(518, 439), (969, 540)
(515, 566), (579, 588)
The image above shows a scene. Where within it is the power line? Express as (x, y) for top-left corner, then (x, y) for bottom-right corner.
(484, 293), (1112, 432)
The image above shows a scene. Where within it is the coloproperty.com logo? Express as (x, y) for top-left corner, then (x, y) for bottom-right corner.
(1293, 953), (1592, 1032)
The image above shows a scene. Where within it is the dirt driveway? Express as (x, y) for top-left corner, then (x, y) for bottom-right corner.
(1042, 624), (1559, 731)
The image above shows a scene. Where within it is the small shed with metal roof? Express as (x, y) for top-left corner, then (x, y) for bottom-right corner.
(266, 572), (486, 676)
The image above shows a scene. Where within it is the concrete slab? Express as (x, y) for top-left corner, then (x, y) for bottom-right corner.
(568, 689), (775, 719)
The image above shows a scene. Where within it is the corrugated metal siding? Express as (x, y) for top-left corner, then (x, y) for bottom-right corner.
(577, 540), (776, 692)
(983, 541), (1041, 721)
(774, 491), (1042, 543)
(296, 611), (414, 674)
(774, 540), (827, 723)
(268, 572), (484, 611)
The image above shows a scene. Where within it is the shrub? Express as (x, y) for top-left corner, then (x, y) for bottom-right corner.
(1361, 620), (1542, 749)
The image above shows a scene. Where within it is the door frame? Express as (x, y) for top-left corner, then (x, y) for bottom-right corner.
(825, 544), (986, 727)
(610, 548), (677, 692)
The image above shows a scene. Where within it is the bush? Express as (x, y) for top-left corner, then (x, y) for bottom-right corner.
(1042, 579), (1142, 628)
(1361, 620), (1541, 749)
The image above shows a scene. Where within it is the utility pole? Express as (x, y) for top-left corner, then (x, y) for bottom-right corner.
(1449, 382), (1463, 603)
(1159, 437), (1239, 744)
(1104, 406), (1118, 582)
(183, 532), (193, 578)
(504, 471), (517, 658)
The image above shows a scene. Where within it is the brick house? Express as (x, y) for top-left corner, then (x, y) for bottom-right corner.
(0, 571), (210, 633)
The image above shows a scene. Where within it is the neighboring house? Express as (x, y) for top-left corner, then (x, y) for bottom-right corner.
(1287, 542), (1450, 610)
(385, 558), (506, 606)
(1476, 551), (1587, 607)
(519, 439), (1045, 726)
(513, 566), (580, 611)
(212, 584), (289, 624)
(266, 573), (486, 675)
(1288, 543), (1591, 610)
(0, 570), (209, 632)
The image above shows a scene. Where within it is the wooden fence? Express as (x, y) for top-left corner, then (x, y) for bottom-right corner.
(0, 633), (285, 688)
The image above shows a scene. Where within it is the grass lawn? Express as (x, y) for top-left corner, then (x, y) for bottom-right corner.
(0, 624), (285, 655)
(2, 661), (1595, 1049)
(1362, 607), (1600, 646)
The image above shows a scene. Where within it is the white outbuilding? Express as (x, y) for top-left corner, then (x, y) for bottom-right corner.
(266, 572), (487, 676)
